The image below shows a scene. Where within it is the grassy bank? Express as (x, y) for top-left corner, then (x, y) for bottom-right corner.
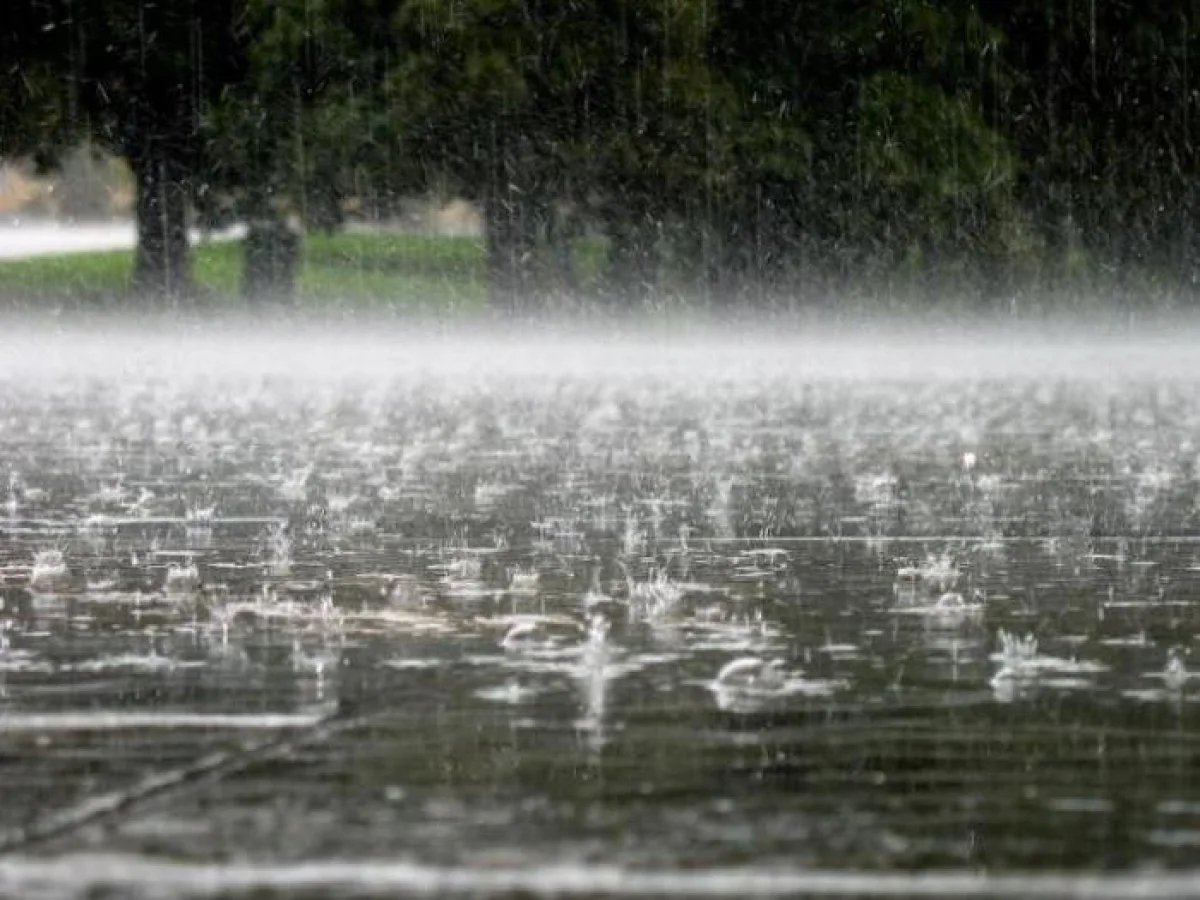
(0, 230), (489, 315)
(2, 226), (1197, 330)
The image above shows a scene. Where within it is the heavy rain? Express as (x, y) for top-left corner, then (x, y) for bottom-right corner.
(3, 3), (1200, 899)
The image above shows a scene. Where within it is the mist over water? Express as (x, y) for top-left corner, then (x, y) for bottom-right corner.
(1, 319), (1200, 897)
(2, 315), (1198, 382)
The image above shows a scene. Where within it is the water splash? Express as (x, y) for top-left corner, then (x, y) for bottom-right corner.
(164, 562), (200, 596)
(266, 526), (292, 577)
(29, 549), (70, 594)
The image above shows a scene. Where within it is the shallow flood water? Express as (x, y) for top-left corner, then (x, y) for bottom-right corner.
(1, 325), (1199, 897)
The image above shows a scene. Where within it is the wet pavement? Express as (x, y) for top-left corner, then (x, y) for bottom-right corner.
(0, 327), (1197, 896)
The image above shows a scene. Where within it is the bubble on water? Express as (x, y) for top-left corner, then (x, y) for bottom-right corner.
(715, 656), (788, 692)
(500, 618), (577, 654)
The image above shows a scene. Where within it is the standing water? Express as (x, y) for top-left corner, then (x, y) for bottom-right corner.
(0, 323), (1199, 898)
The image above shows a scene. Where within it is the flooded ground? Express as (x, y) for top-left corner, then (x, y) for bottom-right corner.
(0, 325), (1198, 897)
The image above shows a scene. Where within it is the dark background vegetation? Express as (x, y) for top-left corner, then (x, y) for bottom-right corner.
(4, 0), (1200, 315)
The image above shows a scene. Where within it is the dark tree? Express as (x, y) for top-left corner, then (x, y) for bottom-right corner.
(5, 0), (248, 301)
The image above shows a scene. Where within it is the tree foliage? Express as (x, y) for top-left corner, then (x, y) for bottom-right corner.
(8, 0), (1200, 309)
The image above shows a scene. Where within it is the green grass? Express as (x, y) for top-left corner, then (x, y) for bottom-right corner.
(297, 231), (486, 314)
(0, 230), (489, 314)
(0, 247), (136, 306)
(9, 226), (1184, 325)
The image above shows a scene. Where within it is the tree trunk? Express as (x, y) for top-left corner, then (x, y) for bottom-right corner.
(603, 205), (660, 308)
(545, 199), (582, 296)
(485, 189), (539, 315)
(701, 199), (756, 309)
(242, 216), (301, 304)
(130, 148), (191, 301)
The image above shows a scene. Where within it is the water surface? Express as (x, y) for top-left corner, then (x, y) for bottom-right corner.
(0, 325), (1198, 897)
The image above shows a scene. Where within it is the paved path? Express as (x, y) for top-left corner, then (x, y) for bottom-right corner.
(0, 221), (244, 260)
